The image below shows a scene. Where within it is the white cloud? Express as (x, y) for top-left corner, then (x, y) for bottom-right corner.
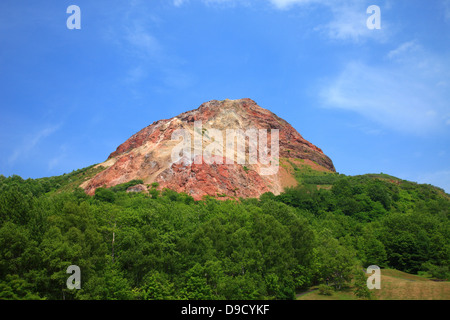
(173, 0), (389, 42)
(104, 4), (194, 90)
(123, 22), (162, 60)
(315, 3), (387, 42)
(268, 0), (323, 10)
(8, 124), (61, 165)
(173, 0), (333, 10)
(319, 42), (450, 135)
(173, 0), (187, 7)
(443, 0), (450, 21)
(195, 0), (251, 7)
(125, 65), (147, 84)
(48, 145), (68, 171)
(387, 40), (419, 60)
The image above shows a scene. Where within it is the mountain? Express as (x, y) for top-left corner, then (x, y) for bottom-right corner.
(80, 98), (335, 200)
(1, 99), (449, 302)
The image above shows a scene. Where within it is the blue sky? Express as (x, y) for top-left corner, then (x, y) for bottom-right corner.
(0, 0), (449, 192)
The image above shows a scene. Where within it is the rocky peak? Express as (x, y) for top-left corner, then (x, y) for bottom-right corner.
(81, 99), (335, 200)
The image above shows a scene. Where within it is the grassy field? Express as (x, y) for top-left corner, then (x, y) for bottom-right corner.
(297, 269), (450, 300)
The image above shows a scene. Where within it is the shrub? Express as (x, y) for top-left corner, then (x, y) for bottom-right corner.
(110, 180), (144, 193)
(94, 187), (116, 203)
(353, 269), (373, 300)
(151, 182), (160, 188)
(149, 188), (160, 199)
(317, 284), (333, 296)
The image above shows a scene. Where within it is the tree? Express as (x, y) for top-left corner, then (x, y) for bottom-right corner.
(78, 262), (134, 300)
(353, 268), (373, 300)
(180, 263), (214, 300)
(94, 187), (116, 203)
(149, 188), (160, 199)
(367, 180), (391, 209)
(0, 275), (43, 300)
(137, 271), (175, 300)
(314, 231), (356, 290)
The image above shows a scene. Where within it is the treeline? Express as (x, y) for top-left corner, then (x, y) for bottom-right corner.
(0, 172), (448, 300)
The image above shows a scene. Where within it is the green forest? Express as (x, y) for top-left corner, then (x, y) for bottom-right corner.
(0, 166), (448, 300)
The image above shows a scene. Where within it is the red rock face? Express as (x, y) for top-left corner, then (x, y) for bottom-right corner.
(81, 98), (335, 200)
(157, 155), (271, 199)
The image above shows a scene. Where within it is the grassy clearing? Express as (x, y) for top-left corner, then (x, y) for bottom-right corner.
(297, 269), (450, 300)
(374, 269), (450, 300)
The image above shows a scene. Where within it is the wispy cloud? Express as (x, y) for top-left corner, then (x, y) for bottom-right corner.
(319, 41), (450, 135)
(8, 124), (61, 165)
(173, 0), (389, 42)
(173, 0), (332, 10)
(315, 2), (390, 43)
(103, 3), (194, 91)
(173, 0), (187, 7)
(124, 23), (162, 60)
(120, 22), (162, 85)
(443, 0), (450, 21)
(125, 65), (147, 84)
(273, 0), (391, 42)
(268, 0), (330, 10)
(48, 144), (68, 171)
(387, 40), (419, 60)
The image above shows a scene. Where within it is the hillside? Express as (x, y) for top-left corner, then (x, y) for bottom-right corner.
(0, 163), (448, 300)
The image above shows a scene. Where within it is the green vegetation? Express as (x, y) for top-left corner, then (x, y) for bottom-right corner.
(0, 168), (448, 300)
(109, 180), (144, 193)
(317, 284), (333, 296)
(151, 182), (159, 189)
(298, 268), (450, 300)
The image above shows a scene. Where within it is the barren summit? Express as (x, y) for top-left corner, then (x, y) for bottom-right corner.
(81, 98), (335, 200)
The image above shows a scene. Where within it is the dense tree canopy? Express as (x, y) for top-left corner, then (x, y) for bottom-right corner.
(0, 169), (448, 300)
